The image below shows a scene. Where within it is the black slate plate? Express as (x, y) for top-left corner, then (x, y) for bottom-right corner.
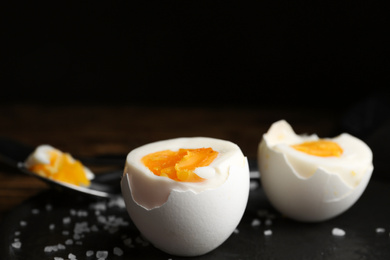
(1, 176), (390, 260)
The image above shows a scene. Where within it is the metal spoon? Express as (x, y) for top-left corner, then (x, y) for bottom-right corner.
(0, 138), (123, 198)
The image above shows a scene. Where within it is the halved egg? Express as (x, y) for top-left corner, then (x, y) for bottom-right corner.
(258, 120), (373, 222)
(25, 145), (93, 187)
(121, 137), (249, 256)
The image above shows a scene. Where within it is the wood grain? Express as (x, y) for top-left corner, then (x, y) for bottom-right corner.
(0, 104), (338, 220)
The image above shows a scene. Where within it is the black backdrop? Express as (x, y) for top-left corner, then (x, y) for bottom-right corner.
(1, 1), (388, 107)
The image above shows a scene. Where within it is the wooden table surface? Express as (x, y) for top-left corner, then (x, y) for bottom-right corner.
(0, 104), (339, 220)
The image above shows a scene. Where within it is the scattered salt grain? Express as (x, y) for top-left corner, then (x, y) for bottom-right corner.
(70, 209), (77, 216)
(376, 228), (385, 233)
(73, 234), (82, 240)
(63, 217), (71, 225)
(96, 250), (108, 259)
(265, 219), (272, 226)
(54, 257), (64, 260)
(62, 230), (70, 236)
(77, 210), (88, 217)
(14, 231), (21, 236)
(264, 230), (272, 236)
(49, 224), (55, 230)
(108, 197), (126, 208)
(32, 208), (40, 214)
(251, 218), (261, 227)
(332, 228), (346, 236)
(20, 221), (27, 227)
(234, 228), (239, 234)
(45, 203), (53, 211)
(113, 247), (124, 256)
(250, 181), (259, 190)
(65, 239), (73, 245)
(44, 244), (66, 253)
(90, 225), (99, 232)
(86, 250), (94, 257)
(74, 221), (90, 235)
(123, 238), (134, 248)
(90, 201), (107, 212)
(68, 253), (77, 260)
(11, 241), (21, 249)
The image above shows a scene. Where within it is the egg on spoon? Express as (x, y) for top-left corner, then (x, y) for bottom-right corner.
(121, 137), (250, 256)
(258, 120), (373, 222)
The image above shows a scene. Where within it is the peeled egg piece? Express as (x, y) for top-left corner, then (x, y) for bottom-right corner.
(25, 145), (93, 187)
(121, 137), (249, 256)
(258, 120), (373, 222)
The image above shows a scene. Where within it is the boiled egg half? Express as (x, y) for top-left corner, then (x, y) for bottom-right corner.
(121, 137), (249, 256)
(258, 120), (373, 222)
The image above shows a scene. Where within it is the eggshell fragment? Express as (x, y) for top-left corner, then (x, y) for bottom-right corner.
(258, 120), (373, 222)
(121, 137), (250, 256)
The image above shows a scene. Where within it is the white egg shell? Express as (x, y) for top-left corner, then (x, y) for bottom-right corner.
(258, 120), (373, 222)
(121, 137), (250, 256)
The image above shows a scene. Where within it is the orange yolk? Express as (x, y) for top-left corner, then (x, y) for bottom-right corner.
(141, 148), (219, 182)
(28, 150), (90, 187)
(291, 140), (343, 157)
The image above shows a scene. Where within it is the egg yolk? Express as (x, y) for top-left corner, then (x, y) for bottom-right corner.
(141, 148), (219, 182)
(28, 150), (90, 187)
(291, 140), (343, 157)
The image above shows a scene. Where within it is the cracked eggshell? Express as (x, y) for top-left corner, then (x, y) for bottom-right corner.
(258, 120), (373, 222)
(121, 137), (250, 256)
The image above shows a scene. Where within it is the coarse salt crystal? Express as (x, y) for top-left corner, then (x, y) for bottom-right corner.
(251, 219), (261, 227)
(43, 244), (65, 253)
(376, 228), (385, 233)
(11, 241), (22, 249)
(45, 204), (52, 211)
(77, 210), (88, 217)
(264, 230), (272, 236)
(91, 225), (99, 232)
(113, 247), (124, 256)
(65, 239), (73, 245)
(68, 253), (77, 260)
(250, 181), (259, 190)
(54, 257), (64, 260)
(86, 250), (94, 257)
(63, 217), (71, 225)
(108, 197), (126, 208)
(332, 228), (345, 236)
(20, 221), (27, 227)
(96, 251), (108, 259)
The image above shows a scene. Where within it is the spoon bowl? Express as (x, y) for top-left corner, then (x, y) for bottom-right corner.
(0, 138), (123, 198)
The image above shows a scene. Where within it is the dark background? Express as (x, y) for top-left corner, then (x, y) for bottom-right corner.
(2, 1), (389, 180)
(1, 1), (388, 107)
